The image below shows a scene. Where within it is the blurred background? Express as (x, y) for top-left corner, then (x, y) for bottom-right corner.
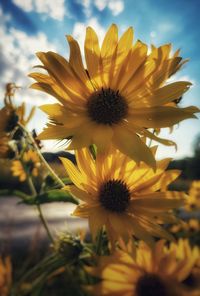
(0, 0), (200, 257)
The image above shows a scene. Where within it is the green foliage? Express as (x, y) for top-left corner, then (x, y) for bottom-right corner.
(22, 189), (79, 205)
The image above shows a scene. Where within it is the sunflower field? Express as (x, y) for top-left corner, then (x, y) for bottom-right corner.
(0, 24), (200, 296)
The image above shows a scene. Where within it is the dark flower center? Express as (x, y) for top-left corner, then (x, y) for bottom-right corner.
(5, 111), (19, 132)
(99, 179), (130, 213)
(87, 88), (128, 125)
(25, 160), (35, 173)
(135, 273), (169, 296)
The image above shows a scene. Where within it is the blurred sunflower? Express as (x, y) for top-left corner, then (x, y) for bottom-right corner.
(30, 24), (199, 167)
(86, 240), (199, 296)
(0, 256), (12, 296)
(16, 102), (36, 127)
(11, 150), (40, 182)
(168, 238), (199, 262)
(0, 135), (10, 158)
(185, 194), (200, 212)
(185, 181), (200, 211)
(61, 147), (185, 245)
(186, 219), (200, 233)
(0, 106), (19, 134)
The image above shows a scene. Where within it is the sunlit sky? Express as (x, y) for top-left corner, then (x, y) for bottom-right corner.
(0, 0), (199, 159)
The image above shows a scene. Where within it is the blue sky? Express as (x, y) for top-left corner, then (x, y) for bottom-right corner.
(0, 0), (200, 159)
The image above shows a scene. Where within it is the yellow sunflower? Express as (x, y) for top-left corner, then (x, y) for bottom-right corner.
(11, 150), (40, 182)
(86, 240), (199, 296)
(0, 256), (12, 296)
(61, 147), (186, 246)
(30, 24), (199, 167)
(168, 239), (199, 263)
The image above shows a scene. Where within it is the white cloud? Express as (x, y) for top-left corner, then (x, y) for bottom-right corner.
(80, 0), (92, 18)
(12, 0), (66, 21)
(94, 0), (124, 16)
(80, 0), (124, 18)
(0, 7), (56, 107)
(107, 0), (124, 16)
(94, 0), (107, 11)
(158, 22), (175, 33)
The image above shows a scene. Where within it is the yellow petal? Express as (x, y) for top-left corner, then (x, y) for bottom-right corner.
(93, 125), (113, 153)
(60, 157), (86, 190)
(37, 125), (73, 140)
(84, 26), (101, 87)
(111, 27), (133, 89)
(101, 24), (118, 86)
(118, 41), (148, 91)
(67, 35), (91, 89)
(64, 185), (92, 202)
(137, 81), (191, 107)
(89, 208), (107, 240)
(129, 106), (198, 128)
(113, 126), (156, 168)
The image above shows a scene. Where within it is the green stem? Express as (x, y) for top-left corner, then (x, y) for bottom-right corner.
(36, 203), (54, 244)
(148, 129), (156, 147)
(27, 176), (54, 244)
(95, 228), (103, 256)
(19, 123), (65, 188)
(27, 175), (37, 196)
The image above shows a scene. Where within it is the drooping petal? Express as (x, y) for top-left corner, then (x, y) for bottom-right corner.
(128, 106), (199, 128)
(113, 125), (156, 168)
(60, 157), (86, 190)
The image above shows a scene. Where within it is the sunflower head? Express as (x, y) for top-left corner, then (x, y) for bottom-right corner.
(61, 146), (186, 246)
(86, 240), (199, 296)
(0, 256), (12, 296)
(30, 24), (199, 168)
(11, 150), (40, 182)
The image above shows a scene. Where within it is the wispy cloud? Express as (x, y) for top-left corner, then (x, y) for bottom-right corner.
(0, 7), (56, 106)
(12, 0), (66, 20)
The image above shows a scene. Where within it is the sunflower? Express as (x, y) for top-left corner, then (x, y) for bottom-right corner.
(11, 150), (40, 182)
(185, 191), (200, 212)
(0, 106), (19, 134)
(0, 256), (12, 296)
(61, 147), (186, 246)
(30, 24), (199, 167)
(0, 135), (10, 158)
(185, 181), (200, 211)
(86, 240), (199, 296)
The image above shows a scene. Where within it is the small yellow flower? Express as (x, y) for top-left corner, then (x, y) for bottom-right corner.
(185, 182), (200, 211)
(11, 150), (40, 182)
(30, 24), (199, 168)
(186, 219), (200, 233)
(61, 147), (186, 246)
(87, 240), (199, 296)
(0, 256), (12, 296)
(170, 223), (183, 234)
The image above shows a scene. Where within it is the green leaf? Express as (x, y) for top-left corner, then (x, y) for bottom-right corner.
(22, 189), (79, 205)
(0, 189), (29, 200)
